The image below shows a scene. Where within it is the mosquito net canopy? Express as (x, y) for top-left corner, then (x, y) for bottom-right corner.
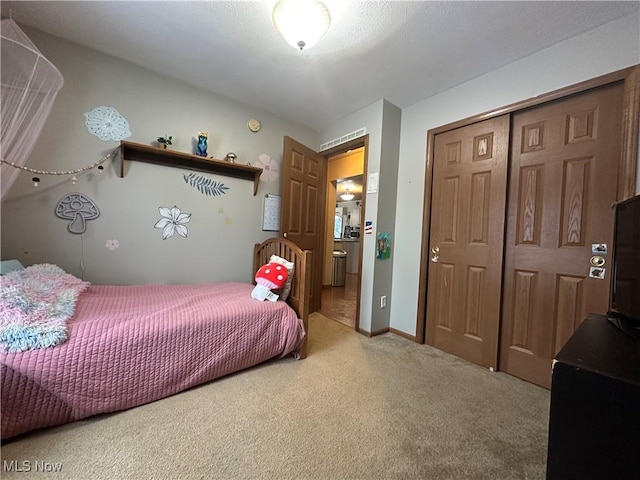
(1, 19), (64, 199)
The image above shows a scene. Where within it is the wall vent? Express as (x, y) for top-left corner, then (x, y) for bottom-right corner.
(319, 127), (366, 152)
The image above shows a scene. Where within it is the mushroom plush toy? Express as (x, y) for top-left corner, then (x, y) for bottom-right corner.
(251, 262), (289, 302)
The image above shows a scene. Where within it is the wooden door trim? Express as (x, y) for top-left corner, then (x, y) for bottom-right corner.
(321, 135), (370, 332)
(416, 65), (639, 344)
(417, 129), (437, 343)
(620, 67), (639, 201)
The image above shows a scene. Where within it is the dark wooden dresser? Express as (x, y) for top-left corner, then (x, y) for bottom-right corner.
(546, 314), (640, 480)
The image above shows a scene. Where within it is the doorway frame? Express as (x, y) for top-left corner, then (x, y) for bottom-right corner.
(321, 135), (370, 332)
(416, 65), (640, 344)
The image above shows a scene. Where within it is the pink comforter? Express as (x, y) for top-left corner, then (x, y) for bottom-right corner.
(1, 282), (305, 439)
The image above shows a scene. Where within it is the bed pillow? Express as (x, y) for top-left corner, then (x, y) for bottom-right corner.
(0, 259), (25, 275)
(269, 254), (295, 301)
(251, 262), (289, 302)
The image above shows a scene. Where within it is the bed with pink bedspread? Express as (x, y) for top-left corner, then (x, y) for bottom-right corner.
(1, 238), (310, 440)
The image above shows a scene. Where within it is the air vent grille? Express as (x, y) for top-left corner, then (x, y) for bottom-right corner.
(319, 127), (366, 151)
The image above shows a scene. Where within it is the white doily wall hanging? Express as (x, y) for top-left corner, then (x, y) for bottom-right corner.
(84, 106), (131, 141)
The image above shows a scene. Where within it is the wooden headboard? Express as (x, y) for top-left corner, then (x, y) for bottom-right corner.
(254, 237), (312, 358)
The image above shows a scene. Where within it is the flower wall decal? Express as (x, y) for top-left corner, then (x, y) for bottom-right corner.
(84, 106), (131, 141)
(105, 239), (120, 250)
(154, 206), (191, 240)
(253, 154), (279, 182)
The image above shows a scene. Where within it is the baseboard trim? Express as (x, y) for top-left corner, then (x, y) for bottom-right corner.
(356, 327), (384, 337)
(356, 327), (370, 337)
(371, 327), (390, 337)
(357, 326), (418, 341)
(357, 328), (389, 337)
(389, 327), (417, 342)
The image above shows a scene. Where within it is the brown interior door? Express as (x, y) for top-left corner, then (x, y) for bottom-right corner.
(426, 115), (510, 369)
(500, 82), (624, 388)
(280, 136), (326, 313)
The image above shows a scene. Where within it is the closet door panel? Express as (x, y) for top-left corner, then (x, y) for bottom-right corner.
(500, 83), (624, 388)
(426, 115), (510, 369)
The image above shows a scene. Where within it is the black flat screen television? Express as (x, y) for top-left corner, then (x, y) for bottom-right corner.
(609, 194), (640, 330)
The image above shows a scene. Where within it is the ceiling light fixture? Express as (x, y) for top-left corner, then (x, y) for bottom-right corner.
(340, 188), (354, 201)
(272, 0), (331, 51)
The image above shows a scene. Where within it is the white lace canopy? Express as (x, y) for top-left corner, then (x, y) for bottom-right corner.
(1, 19), (64, 199)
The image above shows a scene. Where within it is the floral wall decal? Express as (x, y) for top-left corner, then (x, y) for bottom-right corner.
(154, 206), (191, 240)
(183, 173), (229, 196)
(253, 154), (279, 182)
(84, 106), (131, 141)
(105, 239), (120, 250)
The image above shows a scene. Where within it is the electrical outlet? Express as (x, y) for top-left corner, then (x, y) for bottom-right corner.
(380, 295), (387, 308)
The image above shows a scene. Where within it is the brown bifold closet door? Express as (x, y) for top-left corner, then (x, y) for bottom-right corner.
(500, 82), (624, 388)
(426, 115), (510, 370)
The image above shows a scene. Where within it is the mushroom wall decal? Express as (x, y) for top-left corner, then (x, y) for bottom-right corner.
(55, 193), (100, 234)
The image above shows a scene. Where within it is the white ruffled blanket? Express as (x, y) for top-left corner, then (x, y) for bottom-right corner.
(0, 264), (89, 352)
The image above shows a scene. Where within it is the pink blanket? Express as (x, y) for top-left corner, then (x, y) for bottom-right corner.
(1, 282), (305, 439)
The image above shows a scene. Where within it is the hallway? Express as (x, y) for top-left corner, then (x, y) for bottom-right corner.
(318, 273), (358, 329)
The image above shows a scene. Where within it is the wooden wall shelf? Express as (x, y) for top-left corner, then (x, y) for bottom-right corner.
(119, 141), (262, 195)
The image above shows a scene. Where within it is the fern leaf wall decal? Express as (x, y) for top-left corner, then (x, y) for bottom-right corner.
(183, 173), (230, 196)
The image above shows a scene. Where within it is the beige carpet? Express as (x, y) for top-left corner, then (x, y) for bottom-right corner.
(1, 313), (550, 480)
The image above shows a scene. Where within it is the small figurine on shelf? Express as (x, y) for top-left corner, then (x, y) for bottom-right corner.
(157, 135), (172, 149)
(224, 152), (237, 163)
(196, 131), (208, 157)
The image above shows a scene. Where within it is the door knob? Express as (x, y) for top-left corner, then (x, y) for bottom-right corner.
(431, 246), (440, 254)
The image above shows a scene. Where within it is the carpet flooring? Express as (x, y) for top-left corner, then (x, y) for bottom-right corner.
(0, 312), (550, 480)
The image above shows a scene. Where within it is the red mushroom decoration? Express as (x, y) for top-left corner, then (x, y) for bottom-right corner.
(251, 262), (289, 302)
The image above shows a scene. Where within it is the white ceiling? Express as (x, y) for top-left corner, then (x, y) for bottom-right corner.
(1, 1), (638, 130)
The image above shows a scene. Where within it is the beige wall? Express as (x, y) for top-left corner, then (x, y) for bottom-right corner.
(0, 26), (317, 285)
